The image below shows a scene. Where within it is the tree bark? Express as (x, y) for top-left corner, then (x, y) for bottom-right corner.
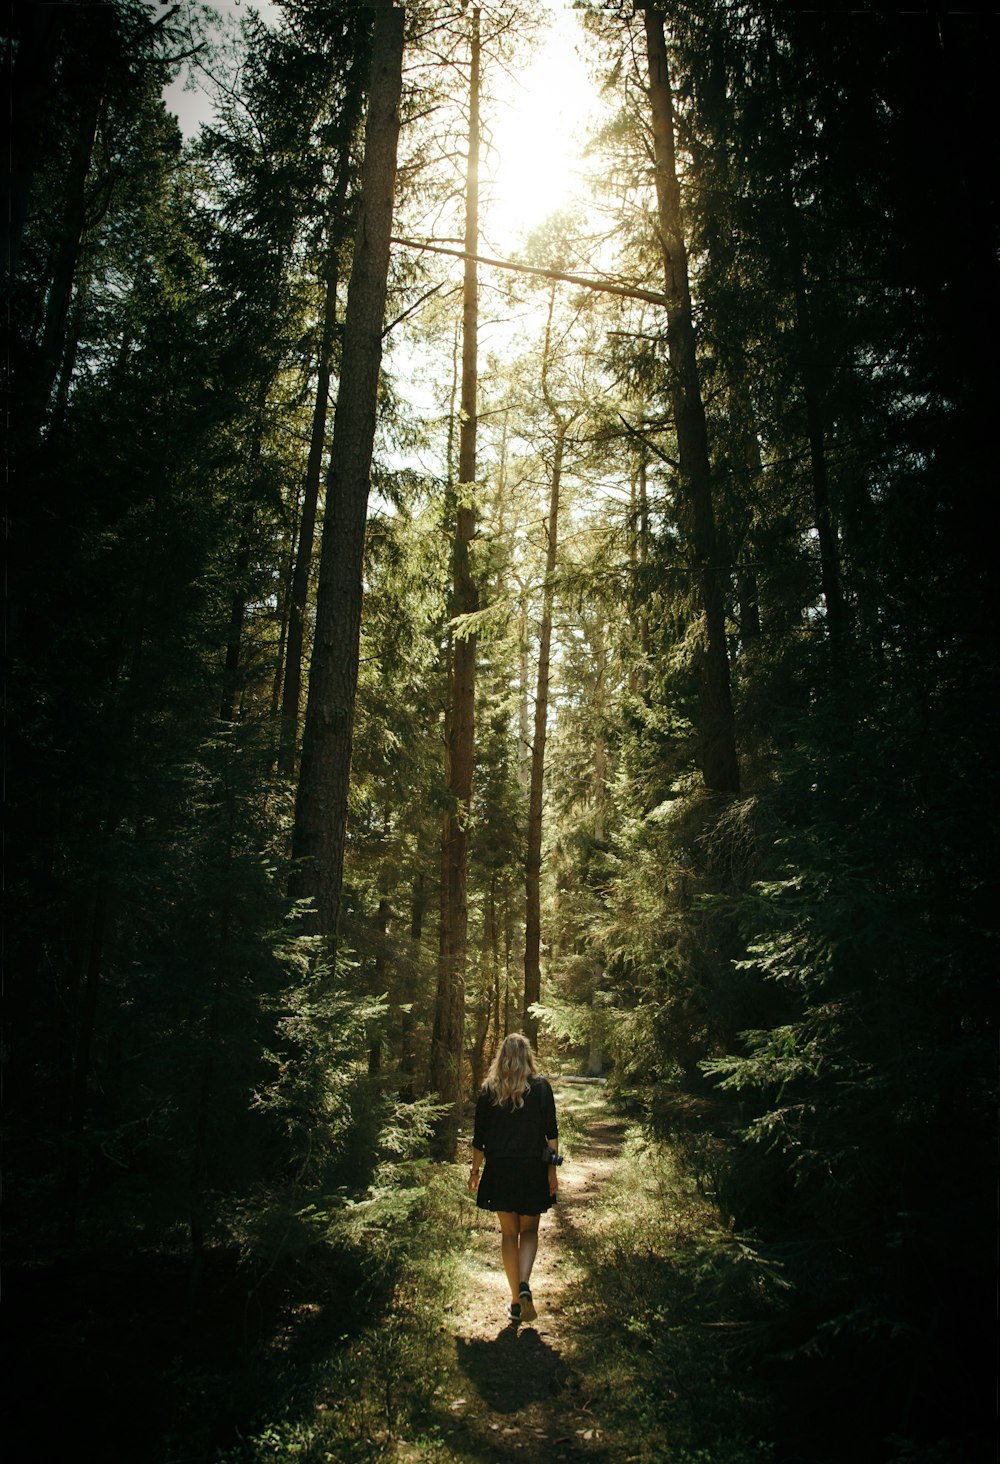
(523, 412), (565, 1044)
(524, 289), (575, 1043)
(470, 876), (495, 1094)
(593, 620), (608, 841)
(369, 891), (390, 1075)
(762, 19), (847, 649)
(5, 2), (63, 280)
(734, 421), (763, 644)
(289, 2), (405, 943)
(278, 57), (368, 774)
(219, 409), (267, 725)
(399, 871), (424, 1101)
(47, 285), (87, 443)
(34, 72), (106, 429)
(789, 247), (848, 647)
(269, 492), (298, 722)
(628, 443), (650, 693)
(430, 6), (480, 1151)
(517, 591), (531, 790)
(279, 258), (338, 774)
(643, 9), (740, 795)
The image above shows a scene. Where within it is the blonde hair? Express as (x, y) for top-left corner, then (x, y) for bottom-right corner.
(483, 1033), (538, 1109)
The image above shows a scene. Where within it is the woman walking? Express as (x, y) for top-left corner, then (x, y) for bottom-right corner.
(468, 1033), (559, 1323)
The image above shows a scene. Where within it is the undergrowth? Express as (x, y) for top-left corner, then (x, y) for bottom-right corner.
(197, 1167), (473, 1463)
(23, 1082), (957, 1463)
(561, 1119), (781, 1464)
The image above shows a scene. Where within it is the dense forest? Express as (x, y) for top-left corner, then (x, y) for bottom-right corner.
(6, 1), (995, 1461)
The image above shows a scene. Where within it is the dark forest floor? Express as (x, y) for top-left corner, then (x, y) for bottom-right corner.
(5, 1085), (759, 1463)
(7, 1084), (988, 1464)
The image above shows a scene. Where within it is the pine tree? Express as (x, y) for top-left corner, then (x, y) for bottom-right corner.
(290, 0), (405, 945)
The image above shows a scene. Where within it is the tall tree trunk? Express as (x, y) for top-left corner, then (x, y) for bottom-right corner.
(734, 421), (763, 643)
(59, 594), (149, 1243)
(628, 443), (650, 693)
(277, 55), (368, 773)
(789, 255), (847, 646)
(34, 76), (106, 429)
(643, 10), (739, 795)
(270, 488), (299, 722)
(219, 411), (268, 725)
(523, 419), (565, 1044)
(489, 877), (501, 1057)
(524, 290), (573, 1043)
(399, 871), (424, 1101)
(517, 591), (531, 790)
(220, 549), (251, 726)
(637, 451), (650, 674)
(430, 5), (480, 1151)
(289, 1), (405, 944)
(279, 259), (338, 773)
(470, 879), (494, 1094)
(369, 890), (390, 1076)
(761, 19), (847, 649)
(5, 2), (62, 280)
(593, 620), (608, 841)
(695, 33), (764, 657)
(585, 965), (605, 1076)
(47, 285), (87, 443)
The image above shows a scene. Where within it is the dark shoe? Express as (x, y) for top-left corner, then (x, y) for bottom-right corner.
(506, 1302), (521, 1322)
(518, 1285), (537, 1321)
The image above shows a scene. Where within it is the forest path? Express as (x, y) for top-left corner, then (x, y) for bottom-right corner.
(403, 1082), (629, 1462)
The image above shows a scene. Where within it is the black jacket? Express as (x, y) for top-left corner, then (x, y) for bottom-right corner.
(472, 1075), (558, 1160)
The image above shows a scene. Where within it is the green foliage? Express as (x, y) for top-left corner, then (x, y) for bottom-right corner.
(565, 1125), (781, 1464)
(537, 9), (995, 1460)
(206, 1170), (468, 1464)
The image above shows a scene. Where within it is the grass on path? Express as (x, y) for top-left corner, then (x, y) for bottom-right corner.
(224, 1082), (780, 1464)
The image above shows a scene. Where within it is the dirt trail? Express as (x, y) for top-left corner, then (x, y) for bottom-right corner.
(414, 1083), (628, 1463)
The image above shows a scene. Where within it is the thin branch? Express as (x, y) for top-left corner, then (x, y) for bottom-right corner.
(391, 237), (670, 307)
(617, 413), (679, 469)
(382, 282), (452, 337)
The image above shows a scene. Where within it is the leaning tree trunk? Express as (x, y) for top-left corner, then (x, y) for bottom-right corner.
(430, 4), (481, 1154)
(643, 9), (740, 795)
(289, 1), (405, 944)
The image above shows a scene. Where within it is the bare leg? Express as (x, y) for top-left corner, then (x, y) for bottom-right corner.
(498, 1211), (521, 1302)
(518, 1214), (540, 1284)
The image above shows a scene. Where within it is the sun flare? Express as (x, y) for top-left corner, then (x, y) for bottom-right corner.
(482, 1), (598, 254)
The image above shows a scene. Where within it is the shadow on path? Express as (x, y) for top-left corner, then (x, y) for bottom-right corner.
(435, 1087), (628, 1462)
(455, 1324), (572, 1412)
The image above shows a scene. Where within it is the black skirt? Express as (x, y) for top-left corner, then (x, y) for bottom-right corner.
(476, 1156), (555, 1215)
